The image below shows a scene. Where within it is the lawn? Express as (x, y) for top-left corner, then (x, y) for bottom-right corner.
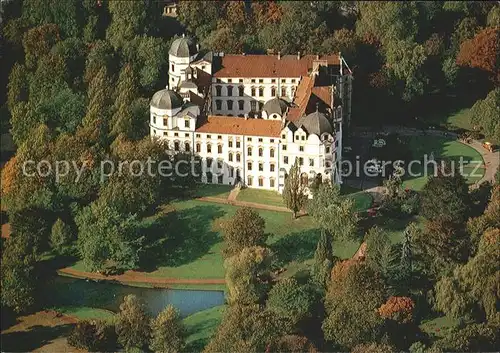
(420, 315), (459, 339)
(183, 305), (225, 352)
(50, 306), (115, 321)
(236, 188), (284, 207)
(192, 184), (232, 199)
(402, 136), (484, 191)
(445, 108), (474, 131)
(69, 199), (361, 281)
(341, 185), (373, 212)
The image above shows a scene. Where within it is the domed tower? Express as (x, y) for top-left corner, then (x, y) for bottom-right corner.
(149, 89), (184, 135)
(168, 35), (199, 90)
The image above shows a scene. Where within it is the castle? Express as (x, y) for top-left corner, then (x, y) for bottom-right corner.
(149, 36), (353, 193)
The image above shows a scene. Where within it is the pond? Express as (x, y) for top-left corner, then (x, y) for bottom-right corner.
(43, 276), (225, 318)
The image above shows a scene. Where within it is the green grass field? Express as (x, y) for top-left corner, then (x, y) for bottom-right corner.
(420, 315), (459, 339)
(402, 136), (484, 191)
(341, 185), (373, 212)
(183, 305), (226, 352)
(192, 184), (232, 199)
(236, 188), (285, 207)
(69, 199), (361, 282)
(445, 108), (474, 131)
(50, 306), (115, 321)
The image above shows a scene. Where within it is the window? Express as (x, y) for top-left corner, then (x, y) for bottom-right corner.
(247, 162), (252, 170)
(236, 141), (241, 148)
(250, 101), (257, 111)
(171, 64), (174, 71)
(238, 86), (244, 97)
(196, 143), (201, 152)
(218, 135), (222, 140)
(229, 152), (233, 162)
(282, 145), (287, 151)
(309, 158), (314, 167)
(217, 144), (222, 154)
(217, 160), (223, 169)
(229, 167), (234, 178)
(153, 129), (157, 135)
(153, 116), (156, 124)
(299, 157), (304, 166)
(239, 79), (243, 83)
(206, 172), (213, 183)
(281, 134), (286, 139)
(271, 79), (276, 83)
(258, 147), (263, 157)
(236, 153), (241, 162)
(325, 146), (330, 153)
(281, 79), (286, 83)
(174, 133), (179, 137)
(291, 79), (296, 83)
(215, 85), (222, 96)
(207, 135), (211, 139)
(284, 156), (288, 164)
(258, 138), (263, 142)
(238, 100), (244, 110)
(228, 140), (233, 148)
(227, 100), (233, 110)
(299, 146), (304, 152)
(270, 178), (275, 188)
(218, 175), (223, 184)
(174, 141), (180, 151)
(227, 86), (233, 96)
(207, 144), (212, 153)
(251, 79), (256, 83)
(216, 78), (221, 83)
(228, 79), (232, 83)
(196, 134), (201, 138)
(185, 142), (190, 152)
(271, 87), (276, 96)
(206, 158), (213, 169)
(247, 176), (253, 186)
(215, 100), (222, 110)
(247, 146), (252, 156)
(259, 101), (264, 110)
(247, 137), (252, 142)
(163, 118), (168, 126)
(259, 79), (263, 83)
(270, 148), (275, 158)
(270, 163), (275, 172)
(163, 131), (168, 136)
(201, 65), (206, 70)
(185, 133), (189, 137)
(183, 120), (189, 129)
(258, 87), (264, 97)
(258, 177), (264, 187)
(259, 163), (263, 171)
(281, 87), (286, 96)
(301, 135), (305, 141)
(251, 87), (256, 96)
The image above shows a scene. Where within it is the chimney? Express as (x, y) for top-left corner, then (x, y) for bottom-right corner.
(278, 51), (281, 60)
(297, 51), (301, 60)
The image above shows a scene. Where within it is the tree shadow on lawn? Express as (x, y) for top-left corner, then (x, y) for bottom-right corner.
(269, 229), (321, 268)
(1, 323), (75, 352)
(138, 205), (226, 271)
(184, 318), (221, 352)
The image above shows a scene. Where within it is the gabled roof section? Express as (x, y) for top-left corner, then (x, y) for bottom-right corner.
(196, 116), (282, 137)
(213, 54), (340, 78)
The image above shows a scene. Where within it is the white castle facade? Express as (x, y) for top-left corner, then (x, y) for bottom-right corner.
(150, 36), (353, 193)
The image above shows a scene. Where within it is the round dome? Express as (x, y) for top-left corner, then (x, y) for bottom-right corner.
(169, 37), (198, 58)
(150, 89), (183, 110)
(262, 97), (289, 116)
(297, 111), (333, 136)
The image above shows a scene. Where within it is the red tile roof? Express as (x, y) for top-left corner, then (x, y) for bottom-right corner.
(287, 76), (315, 122)
(214, 54), (340, 78)
(196, 116), (283, 137)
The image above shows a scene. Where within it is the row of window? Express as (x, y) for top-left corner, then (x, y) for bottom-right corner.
(215, 85), (294, 98)
(152, 116), (191, 129)
(216, 78), (297, 84)
(205, 172), (277, 188)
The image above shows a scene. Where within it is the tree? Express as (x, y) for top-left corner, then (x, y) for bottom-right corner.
(434, 323), (499, 352)
(266, 278), (317, 325)
(76, 201), (143, 272)
(177, 1), (222, 42)
(311, 230), (334, 288)
(378, 296), (415, 324)
(84, 40), (117, 84)
(352, 343), (397, 353)
(7, 63), (29, 111)
(204, 304), (293, 353)
(365, 227), (396, 279)
(22, 24), (60, 70)
(266, 335), (318, 353)
(221, 207), (266, 258)
(116, 295), (150, 351)
(307, 183), (359, 240)
(323, 261), (387, 349)
(282, 159), (308, 219)
(68, 319), (117, 352)
(457, 27), (500, 83)
(224, 246), (272, 305)
(150, 305), (185, 353)
(29, 53), (69, 107)
(50, 218), (73, 254)
(1, 234), (37, 313)
(420, 170), (470, 224)
(467, 88), (500, 143)
(106, 0), (147, 49)
(83, 66), (113, 129)
(110, 64), (139, 139)
(51, 37), (88, 88)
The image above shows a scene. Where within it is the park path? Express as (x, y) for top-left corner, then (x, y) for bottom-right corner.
(227, 186), (240, 202)
(197, 195), (292, 213)
(58, 267), (225, 286)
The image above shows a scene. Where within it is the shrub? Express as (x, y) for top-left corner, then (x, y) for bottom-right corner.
(67, 320), (116, 351)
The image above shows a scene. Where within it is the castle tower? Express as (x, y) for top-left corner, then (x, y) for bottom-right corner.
(168, 35), (199, 90)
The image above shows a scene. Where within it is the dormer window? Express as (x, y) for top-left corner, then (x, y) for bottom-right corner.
(184, 119), (190, 128)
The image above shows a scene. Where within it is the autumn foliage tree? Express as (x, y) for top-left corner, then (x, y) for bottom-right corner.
(457, 27), (500, 83)
(221, 207), (266, 258)
(378, 296), (415, 324)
